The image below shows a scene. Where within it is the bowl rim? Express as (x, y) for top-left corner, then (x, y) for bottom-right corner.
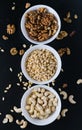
(21, 45), (62, 84)
(21, 84), (61, 126)
(20, 4), (61, 45)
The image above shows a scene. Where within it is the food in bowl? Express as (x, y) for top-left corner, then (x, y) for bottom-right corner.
(25, 87), (58, 119)
(25, 7), (58, 42)
(25, 49), (57, 82)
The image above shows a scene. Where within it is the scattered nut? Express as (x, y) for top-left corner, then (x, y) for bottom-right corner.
(63, 12), (72, 23)
(25, 3), (31, 9)
(61, 109), (68, 117)
(7, 24), (16, 34)
(13, 106), (22, 113)
(10, 47), (18, 55)
(69, 30), (76, 37)
(74, 14), (78, 19)
(9, 67), (13, 72)
(57, 114), (61, 120)
(56, 31), (68, 40)
(62, 83), (68, 88)
(19, 49), (25, 55)
(60, 91), (68, 100)
(2, 35), (8, 40)
(3, 114), (14, 123)
(16, 119), (28, 129)
(68, 95), (76, 104)
(76, 79), (82, 85)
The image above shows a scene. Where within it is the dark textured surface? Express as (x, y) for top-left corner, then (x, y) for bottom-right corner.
(0, 0), (82, 130)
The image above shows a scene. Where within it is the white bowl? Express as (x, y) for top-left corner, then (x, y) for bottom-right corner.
(21, 85), (61, 126)
(21, 4), (61, 44)
(21, 45), (62, 84)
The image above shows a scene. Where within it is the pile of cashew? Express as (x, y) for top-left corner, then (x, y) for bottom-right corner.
(25, 87), (58, 119)
(16, 119), (28, 129)
(2, 114), (13, 124)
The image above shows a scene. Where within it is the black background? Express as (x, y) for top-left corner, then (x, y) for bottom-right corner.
(0, 0), (82, 130)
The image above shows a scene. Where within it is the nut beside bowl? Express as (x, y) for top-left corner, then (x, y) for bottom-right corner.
(21, 45), (62, 84)
(21, 4), (61, 44)
(21, 85), (61, 126)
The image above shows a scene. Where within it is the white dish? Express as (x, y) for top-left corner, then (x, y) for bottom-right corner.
(21, 84), (61, 126)
(21, 45), (62, 84)
(21, 4), (61, 44)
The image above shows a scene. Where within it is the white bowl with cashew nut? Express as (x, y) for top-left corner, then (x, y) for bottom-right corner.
(21, 4), (61, 44)
(21, 45), (62, 84)
(21, 85), (61, 126)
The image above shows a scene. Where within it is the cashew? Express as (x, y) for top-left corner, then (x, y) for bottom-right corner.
(51, 106), (56, 112)
(36, 103), (43, 111)
(20, 120), (28, 129)
(57, 114), (61, 120)
(68, 95), (76, 104)
(61, 109), (68, 117)
(31, 110), (37, 118)
(60, 91), (68, 100)
(44, 91), (50, 96)
(2, 118), (8, 124)
(37, 98), (43, 104)
(13, 106), (22, 113)
(6, 114), (13, 122)
(48, 93), (55, 98)
(28, 104), (34, 114)
(25, 105), (30, 110)
(77, 79), (82, 85)
(16, 119), (28, 129)
(45, 108), (51, 114)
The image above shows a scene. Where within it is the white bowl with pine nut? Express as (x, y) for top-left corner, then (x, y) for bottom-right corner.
(21, 85), (61, 126)
(21, 4), (61, 44)
(21, 45), (62, 84)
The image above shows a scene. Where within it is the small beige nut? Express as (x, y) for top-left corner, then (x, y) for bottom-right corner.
(2, 118), (8, 124)
(13, 106), (22, 113)
(20, 120), (28, 129)
(68, 95), (76, 104)
(6, 114), (14, 122)
(61, 109), (68, 117)
(77, 79), (82, 85)
(60, 91), (68, 100)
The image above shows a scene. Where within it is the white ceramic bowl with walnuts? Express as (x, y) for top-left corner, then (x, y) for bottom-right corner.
(21, 85), (61, 126)
(21, 45), (62, 84)
(21, 4), (61, 44)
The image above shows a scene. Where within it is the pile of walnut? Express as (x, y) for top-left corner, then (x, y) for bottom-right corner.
(25, 87), (58, 119)
(25, 7), (58, 41)
(25, 49), (57, 82)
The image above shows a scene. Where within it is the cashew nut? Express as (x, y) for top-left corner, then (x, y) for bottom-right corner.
(57, 114), (61, 120)
(31, 110), (37, 118)
(77, 79), (82, 85)
(28, 104), (34, 114)
(6, 114), (13, 122)
(60, 91), (68, 100)
(13, 106), (22, 113)
(2, 118), (8, 124)
(61, 109), (68, 117)
(68, 95), (76, 104)
(37, 98), (43, 104)
(16, 119), (28, 129)
(3, 114), (14, 123)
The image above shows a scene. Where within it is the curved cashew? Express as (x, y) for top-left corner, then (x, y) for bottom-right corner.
(29, 104), (34, 114)
(48, 93), (55, 98)
(31, 110), (37, 118)
(41, 88), (45, 93)
(68, 95), (76, 104)
(61, 109), (68, 117)
(45, 108), (51, 114)
(25, 105), (30, 110)
(44, 91), (50, 96)
(13, 106), (22, 113)
(37, 98), (43, 104)
(20, 120), (28, 129)
(40, 110), (45, 116)
(57, 114), (61, 120)
(60, 91), (68, 100)
(77, 79), (82, 85)
(36, 103), (43, 111)
(4, 114), (14, 123)
(16, 119), (28, 129)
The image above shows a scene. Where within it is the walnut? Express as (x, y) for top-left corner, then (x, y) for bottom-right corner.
(7, 24), (16, 35)
(19, 49), (25, 55)
(10, 47), (18, 55)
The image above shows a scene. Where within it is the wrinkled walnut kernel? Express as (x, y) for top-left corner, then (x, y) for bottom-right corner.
(7, 24), (16, 35)
(10, 47), (18, 55)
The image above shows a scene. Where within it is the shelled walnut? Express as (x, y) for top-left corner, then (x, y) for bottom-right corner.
(7, 24), (16, 35)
